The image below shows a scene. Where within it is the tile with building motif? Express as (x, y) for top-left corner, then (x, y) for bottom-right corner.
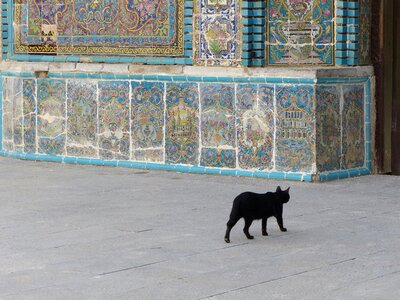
(276, 85), (315, 172)
(165, 83), (199, 165)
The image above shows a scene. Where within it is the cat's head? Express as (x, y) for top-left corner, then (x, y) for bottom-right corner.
(276, 186), (290, 203)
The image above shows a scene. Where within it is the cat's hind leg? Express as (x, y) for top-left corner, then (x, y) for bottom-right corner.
(243, 218), (254, 239)
(262, 218), (268, 236)
(225, 216), (240, 243)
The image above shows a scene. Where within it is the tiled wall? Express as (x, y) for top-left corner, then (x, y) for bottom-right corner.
(0, 72), (372, 181)
(3, 0), (371, 66)
(335, 0), (371, 65)
(316, 84), (367, 173)
(266, 0), (334, 65)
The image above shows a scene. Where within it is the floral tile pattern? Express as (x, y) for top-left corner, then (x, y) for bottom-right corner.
(37, 79), (66, 155)
(276, 85), (315, 172)
(98, 81), (130, 160)
(237, 84), (274, 170)
(200, 148), (236, 168)
(316, 85), (340, 172)
(1, 75), (369, 179)
(267, 0), (334, 65)
(200, 83), (235, 148)
(199, 83), (235, 168)
(15, 0), (184, 55)
(342, 85), (365, 169)
(67, 80), (98, 157)
(194, 0), (241, 66)
(131, 81), (165, 162)
(23, 79), (37, 153)
(165, 83), (199, 164)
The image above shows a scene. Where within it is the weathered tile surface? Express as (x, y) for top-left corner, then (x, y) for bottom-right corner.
(342, 85), (365, 169)
(131, 81), (165, 162)
(165, 83), (199, 165)
(267, 0), (334, 65)
(276, 85), (315, 172)
(22, 79), (37, 153)
(316, 85), (341, 172)
(98, 81), (130, 160)
(237, 84), (274, 170)
(37, 79), (66, 155)
(67, 80), (98, 157)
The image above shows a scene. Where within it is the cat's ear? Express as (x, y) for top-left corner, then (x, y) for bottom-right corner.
(276, 186), (282, 192)
(285, 187), (290, 193)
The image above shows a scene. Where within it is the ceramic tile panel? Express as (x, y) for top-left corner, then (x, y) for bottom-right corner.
(359, 0), (371, 65)
(14, 0), (184, 55)
(22, 79), (37, 153)
(200, 83), (235, 148)
(342, 85), (365, 169)
(66, 80), (98, 158)
(276, 85), (315, 172)
(316, 85), (341, 172)
(98, 81), (130, 160)
(198, 0), (237, 14)
(2, 77), (15, 151)
(200, 148), (236, 168)
(194, 0), (241, 66)
(12, 79), (24, 152)
(37, 79), (66, 155)
(134, 149), (164, 163)
(0, 72), (372, 181)
(131, 81), (165, 162)
(267, 0), (334, 65)
(165, 83), (199, 165)
(237, 84), (274, 170)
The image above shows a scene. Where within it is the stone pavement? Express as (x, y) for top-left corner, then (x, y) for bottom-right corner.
(0, 156), (399, 300)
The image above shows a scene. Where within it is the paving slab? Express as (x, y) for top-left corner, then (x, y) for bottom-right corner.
(0, 157), (399, 299)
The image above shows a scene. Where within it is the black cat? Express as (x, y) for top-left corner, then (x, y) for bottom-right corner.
(224, 186), (290, 243)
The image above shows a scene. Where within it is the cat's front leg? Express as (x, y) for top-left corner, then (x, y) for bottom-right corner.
(262, 218), (268, 236)
(276, 215), (287, 232)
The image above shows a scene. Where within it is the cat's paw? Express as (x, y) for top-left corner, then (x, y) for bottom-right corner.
(246, 235), (254, 240)
(262, 232), (268, 236)
(224, 237), (230, 243)
(281, 227), (287, 232)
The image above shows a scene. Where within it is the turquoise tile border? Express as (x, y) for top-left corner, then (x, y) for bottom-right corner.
(0, 71), (373, 182)
(0, 150), (314, 181)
